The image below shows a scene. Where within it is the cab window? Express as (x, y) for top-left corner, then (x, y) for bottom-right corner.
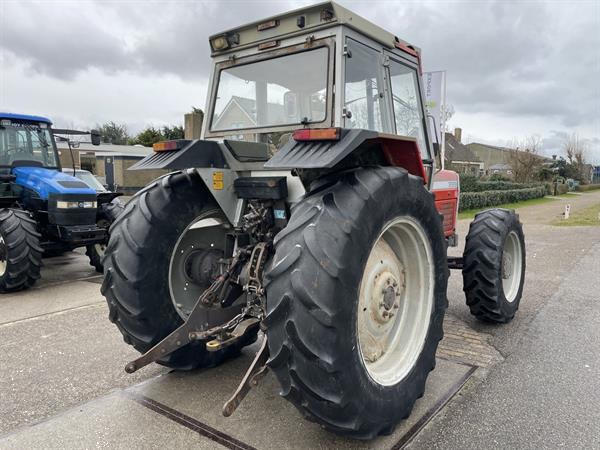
(389, 60), (429, 158)
(344, 40), (385, 132)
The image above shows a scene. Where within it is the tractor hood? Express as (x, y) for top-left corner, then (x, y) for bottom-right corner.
(12, 167), (96, 200)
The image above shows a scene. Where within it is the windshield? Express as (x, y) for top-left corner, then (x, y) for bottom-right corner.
(74, 171), (106, 192)
(211, 47), (328, 132)
(0, 123), (58, 167)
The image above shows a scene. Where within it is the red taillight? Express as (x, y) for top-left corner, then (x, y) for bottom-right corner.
(292, 128), (340, 141)
(153, 140), (188, 152)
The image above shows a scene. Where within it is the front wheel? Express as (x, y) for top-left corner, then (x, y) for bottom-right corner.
(87, 198), (125, 273)
(462, 208), (525, 323)
(0, 209), (43, 293)
(264, 167), (448, 439)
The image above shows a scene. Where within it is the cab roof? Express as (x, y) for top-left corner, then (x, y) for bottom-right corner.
(209, 1), (419, 56)
(0, 112), (52, 124)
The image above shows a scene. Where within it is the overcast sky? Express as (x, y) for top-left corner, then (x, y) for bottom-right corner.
(1, 0), (599, 162)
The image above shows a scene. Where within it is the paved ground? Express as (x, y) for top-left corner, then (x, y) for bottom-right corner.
(410, 240), (600, 449)
(0, 190), (598, 448)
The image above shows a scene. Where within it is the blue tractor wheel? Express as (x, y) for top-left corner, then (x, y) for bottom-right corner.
(0, 209), (43, 292)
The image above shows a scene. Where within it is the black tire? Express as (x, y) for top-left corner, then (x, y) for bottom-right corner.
(462, 208), (525, 323)
(87, 198), (125, 273)
(101, 170), (256, 370)
(263, 167), (448, 439)
(0, 209), (43, 293)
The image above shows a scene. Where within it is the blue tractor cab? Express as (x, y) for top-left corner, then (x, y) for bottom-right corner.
(0, 113), (122, 291)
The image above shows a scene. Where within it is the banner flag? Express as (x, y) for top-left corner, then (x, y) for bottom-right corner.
(423, 71), (447, 168)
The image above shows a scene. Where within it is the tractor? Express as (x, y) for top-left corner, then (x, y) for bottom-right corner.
(101, 2), (526, 439)
(0, 113), (123, 291)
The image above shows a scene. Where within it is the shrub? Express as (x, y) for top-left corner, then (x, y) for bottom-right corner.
(576, 184), (600, 192)
(458, 174), (478, 192)
(540, 182), (553, 195)
(489, 173), (511, 182)
(555, 183), (569, 195)
(461, 180), (544, 193)
(459, 186), (546, 212)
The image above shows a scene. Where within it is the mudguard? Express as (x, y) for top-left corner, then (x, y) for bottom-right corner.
(265, 128), (427, 181)
(129, 140), (228, 171)
(128, 140), (270, 171)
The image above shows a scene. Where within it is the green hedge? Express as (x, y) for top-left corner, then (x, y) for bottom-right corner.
(458, 174), (478, 192)
(460, 179), (544, 193)
(576, 184), (600, 192)
(459, 186), (546, 212)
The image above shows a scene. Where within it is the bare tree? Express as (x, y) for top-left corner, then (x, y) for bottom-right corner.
(441, 104), (455, 132)
(507, 135), (544, 183)
(563, 133), (588, 182)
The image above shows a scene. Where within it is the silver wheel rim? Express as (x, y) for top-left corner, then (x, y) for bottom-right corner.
(502, 230), (522, 303)
(94, 243), (106, 258)
(0, 236), (6, 276)
(357, 216), (434, 386)
(95, 218), (109, 259)
(168, 210), (234, 321)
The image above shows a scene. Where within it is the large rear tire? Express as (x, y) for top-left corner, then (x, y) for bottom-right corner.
(101, 170), (256, 370)
(264, 167), (448, 439)
(462, 208), (525, 323)
(0, 209), (43, 293)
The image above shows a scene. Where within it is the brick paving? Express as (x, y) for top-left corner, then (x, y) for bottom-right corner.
(437, 314), (504, 368)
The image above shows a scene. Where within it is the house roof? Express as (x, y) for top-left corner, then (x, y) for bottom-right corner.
(56, 141), (152, 157)
(213, 95), (285, 128)
(444, 133), (481, 163)
(467, 142), (553, 162)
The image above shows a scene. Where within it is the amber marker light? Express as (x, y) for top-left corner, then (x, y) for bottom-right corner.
(293, 128), (341, 141)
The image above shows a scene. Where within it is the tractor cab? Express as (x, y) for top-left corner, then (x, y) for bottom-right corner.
(0, 114), (59, 170)
(203, 1), (434, 180)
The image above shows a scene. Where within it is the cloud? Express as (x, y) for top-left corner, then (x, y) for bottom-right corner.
(1, 1), (133, 78)
(1, 0), (599, 149)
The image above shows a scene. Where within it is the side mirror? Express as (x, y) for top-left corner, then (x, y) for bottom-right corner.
(90, 130), (101, 146)
(284, 91), (298, 119)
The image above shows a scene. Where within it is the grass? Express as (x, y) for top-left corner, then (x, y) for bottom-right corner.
(551, 203), (600, 227)
(458, 196), (559, 220)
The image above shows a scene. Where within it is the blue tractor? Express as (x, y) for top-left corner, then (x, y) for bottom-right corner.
(0, 113), (123, 292)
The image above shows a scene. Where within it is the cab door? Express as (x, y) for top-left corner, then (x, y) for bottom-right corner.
(342, 38), (393, 133)
(383, 51), (435, 184)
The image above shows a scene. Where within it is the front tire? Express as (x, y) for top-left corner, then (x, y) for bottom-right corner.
(0, 209), (43, 293)
(264, 167), (448, 439)
(101, 170), (256, 370)
(87, 198), (125, 273)
(462, 208), (525, 323)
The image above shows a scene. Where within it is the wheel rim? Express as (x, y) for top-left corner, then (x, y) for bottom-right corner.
(95, 219), (109, 258)
(0, 236), (6, 276)
(168, 210), (232, 320)
(502, 230), (523, 303)
(357, 216), (434, 386)
(94, 243), (106, 258)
